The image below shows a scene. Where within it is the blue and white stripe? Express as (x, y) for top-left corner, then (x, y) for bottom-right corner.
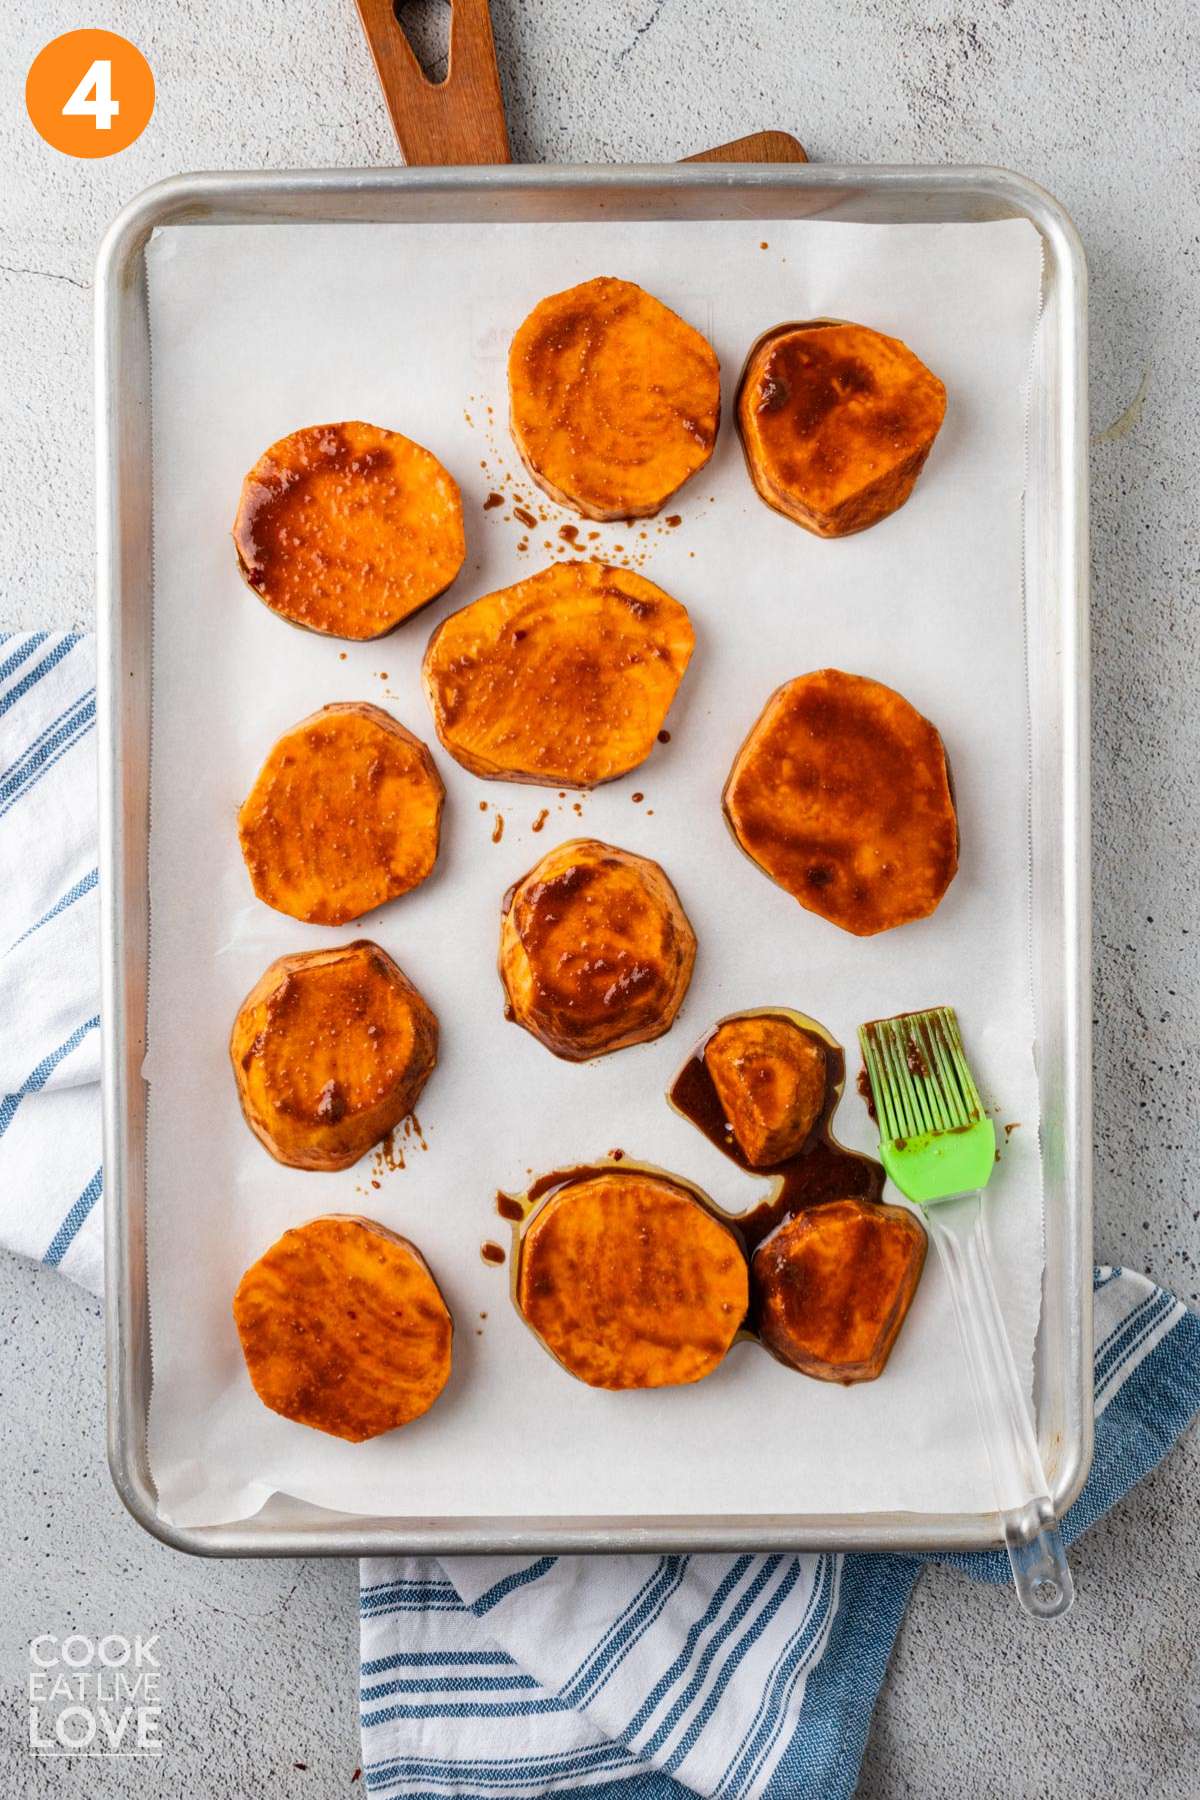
(0, 633), (103, 1296)
(360, 1267), (1200, 1800)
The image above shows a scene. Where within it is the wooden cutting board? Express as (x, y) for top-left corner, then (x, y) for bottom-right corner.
(354, 0), (807, 167)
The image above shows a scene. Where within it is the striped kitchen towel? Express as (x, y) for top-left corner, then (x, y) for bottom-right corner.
(362, 1269), (1200, 1800)
(3, 632), (1199, 1800)
(0, 632), (102, 1295)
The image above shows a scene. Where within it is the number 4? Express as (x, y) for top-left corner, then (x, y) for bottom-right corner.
(62, 59), (120, 130)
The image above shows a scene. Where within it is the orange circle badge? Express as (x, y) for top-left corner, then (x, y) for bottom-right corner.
(26, 30), (154, 159)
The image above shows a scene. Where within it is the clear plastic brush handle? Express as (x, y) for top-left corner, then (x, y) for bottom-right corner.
(924, 1191), (1075, 1620)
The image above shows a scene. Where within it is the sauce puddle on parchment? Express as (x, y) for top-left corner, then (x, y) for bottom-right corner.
(666, 1009), (883, 1257)
(491, 1009), (886, 1356)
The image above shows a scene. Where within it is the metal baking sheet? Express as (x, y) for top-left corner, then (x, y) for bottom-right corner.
(97, 163), (1091, 1557)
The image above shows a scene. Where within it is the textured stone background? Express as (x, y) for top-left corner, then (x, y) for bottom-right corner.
(2, 0), (1198, 1793)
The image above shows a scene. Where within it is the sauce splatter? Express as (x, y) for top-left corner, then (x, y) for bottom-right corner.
(631, 792), (644, 804)
(492, 812), (505, 843)
(531, 808), (549, 832)
(665, 514), (682, 527)
(514, 505), (538, 529)
(483, 491), (504, 510)
(480, 1240), (506, 1265)
(374, 1128), (405, 1174)
(370, 1112), (429, 1179)
(657, 729), (671, 744)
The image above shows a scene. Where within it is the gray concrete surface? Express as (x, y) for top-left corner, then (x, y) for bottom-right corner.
(2, 0), (1198, 1793)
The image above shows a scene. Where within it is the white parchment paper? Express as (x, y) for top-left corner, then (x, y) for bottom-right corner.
(144, 216), (1044, 1526)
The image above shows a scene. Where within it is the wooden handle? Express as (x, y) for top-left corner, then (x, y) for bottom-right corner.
(684, 130), (807, 164)
(354, 0), (805, 171)
(355, 0), (511, 164)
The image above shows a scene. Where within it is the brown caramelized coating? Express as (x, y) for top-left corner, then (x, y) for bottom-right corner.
(499, 839), (696, 1060)
(232, 1216), (452, 1440)
(752, 1197), (927, 1382)
(422, 561), (694, 787)
(237, 703), (444, 926)
(723, 670), (958, 936)
(704, 1015), (827, 1168)
(509, 277), (720, 520)
(517, 1172), (747, 1388)
(230, 942), (437, 1170)
(737, 322), (946, 537)
(232, 421), (465, 639)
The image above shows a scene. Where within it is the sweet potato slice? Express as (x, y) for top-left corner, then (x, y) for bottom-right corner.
(752, 1197), (926, 1382)
(238, 703), (444, 926)
(737, 321), (946, 536)
(499, 838), (696, 1060)
(232, 421), (465, 639)
(704, 1014), (827, 1168)
(723, 669), (958, 936)
(517, 1171), (747, 1389)
(233, 1216), (452, 1440)
(509, 276), (720, 520)
(422, 561), (693, 786)
(230, 941), (437, 1170)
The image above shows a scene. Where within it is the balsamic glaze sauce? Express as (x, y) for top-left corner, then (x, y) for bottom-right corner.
(494, 1011), (887, 1369)
(667, 1011), (883, 1257)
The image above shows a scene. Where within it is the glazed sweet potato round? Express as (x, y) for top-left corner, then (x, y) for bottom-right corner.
(233, 1216), (453, 1440)
(704, 1014), (827, 1168)
(509, 276), (720, 520)
(737, 321), (946, 537)
(752, 1197), (927, 1383)
(517, 1171), (747, 1389)
(422, 560), (694, 787)
(230, 941), (437, 1170)
(232, 421), (465, 639)
(238, 703), (444, 926)
(499, 838), (696, 1060)
(723, 669), (958, 936)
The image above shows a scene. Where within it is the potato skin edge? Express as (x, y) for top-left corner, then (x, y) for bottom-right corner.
(753, 1198), (927, 1383)
(734, 320), (945, 539)
(236, 702), (445, 926)
(515, 1170), (748, 1390)
(229, 943), (438, 1171)
(497, 838), (697, 1061)
(421, 562), (694, 789)
(231, 1214), (453, 1439)
(720, 670), (959, 937)
(231, 422), (466, 641)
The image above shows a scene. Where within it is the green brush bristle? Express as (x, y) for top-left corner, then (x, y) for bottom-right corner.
(858, 1006), (982, 1146)
(858, 1007), (996, 1204)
